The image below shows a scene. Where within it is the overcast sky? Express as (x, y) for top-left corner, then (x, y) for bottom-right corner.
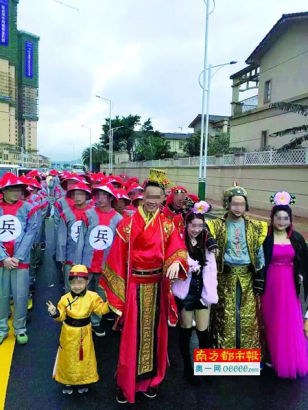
(18, 0), (308, 161)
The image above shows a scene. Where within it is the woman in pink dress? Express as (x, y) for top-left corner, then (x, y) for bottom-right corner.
(262, 191), (308, 378)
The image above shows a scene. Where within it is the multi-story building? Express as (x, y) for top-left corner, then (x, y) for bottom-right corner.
(0, 0), (42, 166)
(230, 12), (308, 151)
(161, 132), (192, 155)
(188, 114), (230, 136)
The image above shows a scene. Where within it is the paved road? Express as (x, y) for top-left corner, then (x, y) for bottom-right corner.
(4, 220), (308, 410)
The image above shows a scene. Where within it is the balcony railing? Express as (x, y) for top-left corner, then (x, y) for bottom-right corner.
(233, 95), (258, 116)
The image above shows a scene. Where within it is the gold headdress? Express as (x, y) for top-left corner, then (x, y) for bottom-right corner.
(149, 168), (173, 188)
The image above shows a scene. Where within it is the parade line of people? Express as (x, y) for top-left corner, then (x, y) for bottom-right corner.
(0, 169), (307, 404)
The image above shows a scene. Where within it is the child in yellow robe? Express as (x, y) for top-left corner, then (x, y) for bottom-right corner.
(46, 264), (109, 395)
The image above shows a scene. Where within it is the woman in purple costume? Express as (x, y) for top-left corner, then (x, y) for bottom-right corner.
(262, 191), (308, 378)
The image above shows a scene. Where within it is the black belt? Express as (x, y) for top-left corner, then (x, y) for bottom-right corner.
(65, 316), (91, 327)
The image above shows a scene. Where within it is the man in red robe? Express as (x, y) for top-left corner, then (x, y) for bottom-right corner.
(100, 181), (188, 404)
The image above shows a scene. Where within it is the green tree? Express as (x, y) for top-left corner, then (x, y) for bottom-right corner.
(82, 143), (109, 172)
(184, 131), (231, 156)
(134, 119), (174, 160)
(184, 131), (201, 157)
(270, 102), (308, 150)
(100, 115), (141, 161)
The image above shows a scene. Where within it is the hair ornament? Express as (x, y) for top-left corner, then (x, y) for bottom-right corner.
(270, 191), (296, 206)
(192, 201), (211, 215)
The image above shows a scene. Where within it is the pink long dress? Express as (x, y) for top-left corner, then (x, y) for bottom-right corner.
(262, 244), (308, 378)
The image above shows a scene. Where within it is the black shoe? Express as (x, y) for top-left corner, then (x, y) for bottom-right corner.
(92, 324), (106, 337)
(116, 388), (127, 404)
(143, 386), (158, 399)
(184, 367), (201, 386)
(62, 385), (73, 395)
(105, 312), (115, 321)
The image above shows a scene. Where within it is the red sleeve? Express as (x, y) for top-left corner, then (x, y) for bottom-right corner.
(99, 218), (131, 316)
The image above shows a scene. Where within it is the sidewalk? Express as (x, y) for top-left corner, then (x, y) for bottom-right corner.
(207, 198), (308, 241)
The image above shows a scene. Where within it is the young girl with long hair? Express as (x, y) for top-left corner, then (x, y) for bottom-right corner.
(172, 201), (218, 385)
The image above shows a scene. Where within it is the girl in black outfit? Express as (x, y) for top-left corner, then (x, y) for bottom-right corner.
(172, 202), (218, 385)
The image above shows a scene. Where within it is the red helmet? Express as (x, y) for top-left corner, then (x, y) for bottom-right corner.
(187, 194), (199, 203)
(27, 170), (41, 178)
(92, 182), (117, 198)
(132, 194), (143, 206)
(60, 173), (82, 189)
(27, 178), (42, 190)
(0, 173), (27, 191)
(66, 182), (92, 199)
(127, 182), (144, 194)
(108, 176), (123, 187)
(114, 188), (130, 205)
(49, 169), (58, 176)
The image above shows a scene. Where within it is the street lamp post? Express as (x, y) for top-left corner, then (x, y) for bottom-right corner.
(110, 125), (124, 174)
(198, 0), (211, 200)
(81, 125), (92, 171)
(96, 95), (112, 172)
(201, 61), (237, 198)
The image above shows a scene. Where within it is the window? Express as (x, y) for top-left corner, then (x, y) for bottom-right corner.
(264, 80), (271, 103)
(261, 130), (268, 150)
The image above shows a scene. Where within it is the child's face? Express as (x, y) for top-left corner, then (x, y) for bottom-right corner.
(69, 277), (88, 294)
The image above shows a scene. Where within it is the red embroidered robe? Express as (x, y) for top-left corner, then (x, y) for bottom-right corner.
(100, 208), (187, 403)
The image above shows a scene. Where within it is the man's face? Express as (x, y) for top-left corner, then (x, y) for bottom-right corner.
(95, 190), (112, 207)
(3, 186), (23, 203)
(173, 192), (186, 210)
(71, 190), (87, 206)
(143, 186), (163, 214)
(114, 198), (126, 214)
(229, 196), (246, 218)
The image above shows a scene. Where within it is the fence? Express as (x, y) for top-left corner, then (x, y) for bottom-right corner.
(103, 148), (308, 169)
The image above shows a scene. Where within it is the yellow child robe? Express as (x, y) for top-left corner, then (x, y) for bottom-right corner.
(52, 290), (109, 385)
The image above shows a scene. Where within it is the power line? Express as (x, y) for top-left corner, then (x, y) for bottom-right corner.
(51, 0), (80, 11)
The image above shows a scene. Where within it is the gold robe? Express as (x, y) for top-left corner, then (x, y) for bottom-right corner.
(52, 290), (109, 385)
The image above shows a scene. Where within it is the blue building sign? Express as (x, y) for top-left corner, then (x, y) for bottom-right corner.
(0, 0), (9, 46)
(25, 41), (34, 78)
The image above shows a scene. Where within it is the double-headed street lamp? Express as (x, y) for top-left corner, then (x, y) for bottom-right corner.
(96, 95), (112, 172)
(199, 61), (237, 198)
(81, 125), (92, 171)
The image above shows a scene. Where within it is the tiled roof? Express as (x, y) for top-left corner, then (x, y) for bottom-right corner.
(246, 12), (308, 65)
(188, 114), (230, 128)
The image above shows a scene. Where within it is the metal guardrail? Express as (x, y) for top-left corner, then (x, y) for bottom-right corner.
(233, 95), (258, 116)
(103, 148), (308, 169)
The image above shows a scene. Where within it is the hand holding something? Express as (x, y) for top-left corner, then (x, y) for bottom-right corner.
(46, 300), (57, 316)
(166, 262), (180, 280)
